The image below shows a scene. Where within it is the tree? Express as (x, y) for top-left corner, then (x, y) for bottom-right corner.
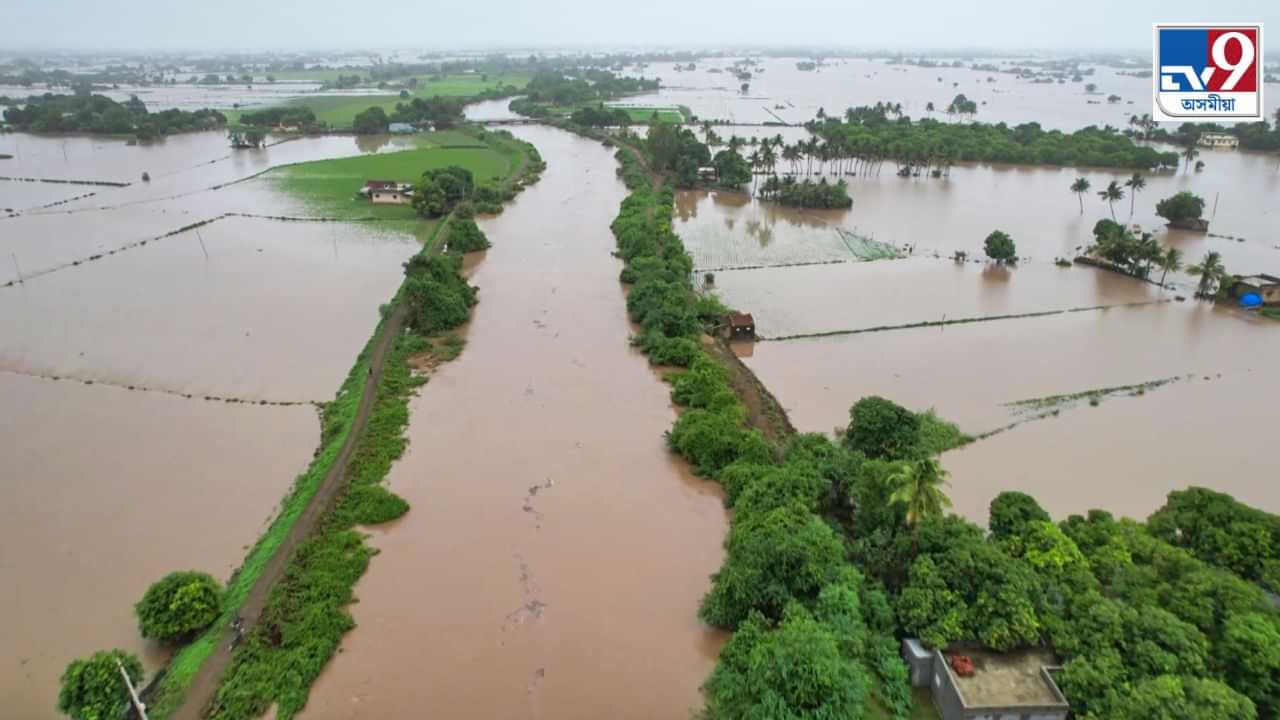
(713, 149), (751, 187)
(135, 571), (222, 642)
(1183, 145), (1200, 173)
(1157, 247), (1183, 288)
(1216, 612), (1280, 717)
(1125, 172), (1146, 219)
(1111, 675), (1257, 720)
(1085, 82), (1098, 93)
(1098, 180), (1125, 221)
(989, 491), (1050, 540)
(844, 396), (920, 460)
(1070, 177), (1091, 214)
(1155, 191), (1205, 225)
(699, 503), (846, 628)
(703, 605), (869, 719)
(352, 105), (389, 134)
(1186, 250), (1226, 298)
(888, 459), (953, 552)
(58, 649), (143, 720)
(983, 230), (1017, 264)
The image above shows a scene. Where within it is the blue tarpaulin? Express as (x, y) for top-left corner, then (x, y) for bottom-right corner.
(1240, 293), (1263, 308)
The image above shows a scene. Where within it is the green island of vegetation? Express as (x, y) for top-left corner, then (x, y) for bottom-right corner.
(2, 92), (226, 139)
(57, 128), (543, 720)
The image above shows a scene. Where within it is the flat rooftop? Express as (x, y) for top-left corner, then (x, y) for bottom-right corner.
(947, 648), (1067, 708)
(1238, 274), (1280, 287)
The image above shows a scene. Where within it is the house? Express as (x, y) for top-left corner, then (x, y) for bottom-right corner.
(388, 122), (415, 134)
(359, 180), (414, 205)
(1235, 274), (1280, 306)
(903, 640), (1070, 720)
(698, 166), (718, 181)
(724, 312), (756, 340)
(1198, 133), (1239, 149)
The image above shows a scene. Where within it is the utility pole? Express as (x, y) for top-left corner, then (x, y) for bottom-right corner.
(10, 253), (23, 285)
(116, 659), (148, 720)
(196, 230), (209, 261)
(1212, 192), (1219, 219)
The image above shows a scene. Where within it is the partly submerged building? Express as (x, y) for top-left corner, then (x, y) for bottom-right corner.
(724, 312), (756, 340)
(1235, 274), (1280, 306)
(1197, 133), (1239, 149)
(359, 179), (414, 205)
(903, 640), (1070, 720)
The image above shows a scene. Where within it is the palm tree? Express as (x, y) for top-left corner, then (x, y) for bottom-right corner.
(1124, 172), (1146, 219)
(1186, 250), (1225, 298)
(1182, 145), (1199, 173)
(888, 458), (953, 554)
(926, 101), (935, 118)
(1157, 247), (1183, 288)
(1070, 177), (1091, 214)
(1098, 180), (1125, 221)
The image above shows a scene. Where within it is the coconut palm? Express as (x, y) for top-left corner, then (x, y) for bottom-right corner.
(1186, 250), (1225, 298)
(888, 458), (953, 554)
(1124, 172), (1146, 219)
(926, 101), (935, 118)
(1070, 177), (1091, 214)
(1182, 145), (1199, 173)
(1157, 247), (1183, 288)
(1098, 180), (1125, 221)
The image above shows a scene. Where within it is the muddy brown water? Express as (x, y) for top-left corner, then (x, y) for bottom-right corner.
(0, 131), (423, 717)
(300, 126), (728, 720)
(0, 372), (315, 718)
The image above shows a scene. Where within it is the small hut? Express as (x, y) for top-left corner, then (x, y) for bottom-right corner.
(725, 312), (756, 340)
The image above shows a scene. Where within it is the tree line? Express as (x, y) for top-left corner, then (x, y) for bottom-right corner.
(3, 92), (225, 139)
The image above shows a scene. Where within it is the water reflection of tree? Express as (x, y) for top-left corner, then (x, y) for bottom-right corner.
(354, 134), (394, 153)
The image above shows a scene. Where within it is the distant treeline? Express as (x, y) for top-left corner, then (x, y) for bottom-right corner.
(2, 93), (225, 138)
(510, 69), (659, 117)
(808, 104), (1181, 171)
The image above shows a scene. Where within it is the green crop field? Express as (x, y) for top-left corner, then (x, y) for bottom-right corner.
(234, 73), (530, 128)
(270, 135), (511, 219)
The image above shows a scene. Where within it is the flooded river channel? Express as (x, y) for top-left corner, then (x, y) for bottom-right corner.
(301, 126), (728, 719)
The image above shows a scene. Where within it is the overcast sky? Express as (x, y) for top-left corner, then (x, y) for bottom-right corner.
(4, 0), (1277, 53)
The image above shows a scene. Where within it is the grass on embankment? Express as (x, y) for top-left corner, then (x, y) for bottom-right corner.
(269, 133), (512, 220)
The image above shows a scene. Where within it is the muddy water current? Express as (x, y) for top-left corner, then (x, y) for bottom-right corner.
(300, 126), (728, 719)
(0, 131), (421, 717)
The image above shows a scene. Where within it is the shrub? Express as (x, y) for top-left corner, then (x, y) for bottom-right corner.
(1156, 192), (1206, 223)
(135, 571), (223, 642)
(444, 217), (490, 253)
(984, 230), (1017, 263)
(58, 649), (143, 720)
(844, 396), (920, 460)
(668, 407), (771, 477)
(700, 503), (846, 627)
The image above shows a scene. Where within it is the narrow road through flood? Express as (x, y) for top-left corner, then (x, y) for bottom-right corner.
(302, 126), (728, 719)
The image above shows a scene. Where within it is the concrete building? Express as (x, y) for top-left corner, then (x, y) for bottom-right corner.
(359, 179), (414, 205)
(1235, 274), (1280, 306)
(1197, 133), (1239, 149)
(903, 640), (1070, 720)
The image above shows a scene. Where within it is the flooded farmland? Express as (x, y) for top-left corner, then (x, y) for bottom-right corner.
(0, 131), (422, 717)
(301, 126), (728, 720)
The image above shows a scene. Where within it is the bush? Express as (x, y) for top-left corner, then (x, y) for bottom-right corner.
(58, 649), (143, 720)
(984, 229), (1017, 263)
(135, 571), (223, 642)
(668, 407), (771, 477)
(700, 503), (846, 627)
(844, 396), (920, 460)
(444, 217), (490, 253)
(1155, 192), (1206, 223)
(704, 605), (869, 719)
(634, 332), (700, 367)
(352, 106), (389, 135)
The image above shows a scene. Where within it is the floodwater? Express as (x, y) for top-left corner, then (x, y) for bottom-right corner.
(301, 125), (728, 719)
(465, 97), (524, 122)
(0, 130), (421, 717)
(0, 371), (315, 717)
(624, 57), (1161, 130)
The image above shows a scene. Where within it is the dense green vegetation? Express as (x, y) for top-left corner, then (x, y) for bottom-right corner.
(1156, 191), (1206, 225)
(235, 106), (319, 131)
(758, 174), (853, 208)
(1088, 218), (1179, 281)
(135, 571), (223, 643)
(58, 649), (144, 720)
(802, 104), (1180, 172)
(511, 69), (659, 116)
(1148, 487), (1280, 594)
(403, 253), (477, 334)
(442, 216), (491, 253)
(983, 230), (1017, 263)
(2, 92), (225, 139)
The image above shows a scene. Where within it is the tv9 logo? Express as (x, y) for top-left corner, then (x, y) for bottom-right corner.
(1153, 24), (1263, 122)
